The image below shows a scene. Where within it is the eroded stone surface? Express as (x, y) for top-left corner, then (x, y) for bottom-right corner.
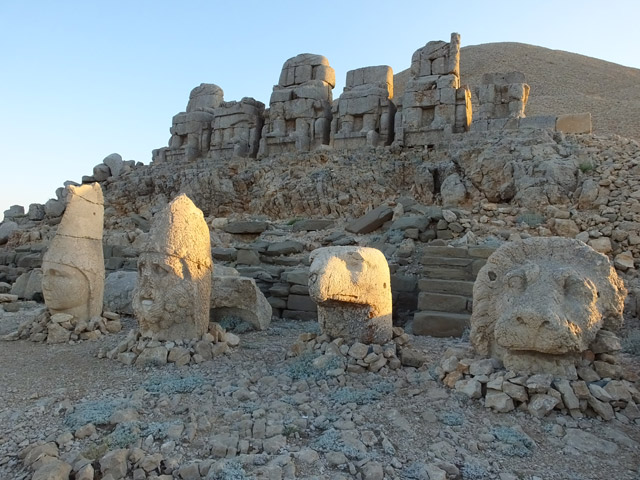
(133, 194), (212, 341)
(211, 274), (272, 331)
(259, 53), (335, 156)
(331, 65), (396, 149)
(41, 183), (104, 323)
(309, 246), (392, 344)
(471, 237), (627, 376)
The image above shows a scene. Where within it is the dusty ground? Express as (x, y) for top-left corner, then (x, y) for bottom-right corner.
(1, 304), (639, 480)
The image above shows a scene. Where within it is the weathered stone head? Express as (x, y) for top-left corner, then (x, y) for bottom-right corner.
(42, 183), (104, 322)
(309, 246), (392, 344)
(133, 194), (212, 341)
(470, 237), (627, 376)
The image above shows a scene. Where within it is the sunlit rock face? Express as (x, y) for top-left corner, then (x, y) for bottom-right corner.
(42, 183), (105, 322)
(331, 65), (396, 149)
(259, 53), (335, 156)
(309, 246), (392, 344)
(133, 194), (212, 341)
(471, 237), (627, 376)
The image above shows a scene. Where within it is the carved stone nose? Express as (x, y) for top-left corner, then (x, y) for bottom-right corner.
(515, 313), (551, 329)
(512, 301), (560, 331)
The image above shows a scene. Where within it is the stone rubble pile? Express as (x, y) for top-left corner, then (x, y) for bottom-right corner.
(437, 341), (640, 422)
(7, 309), (122, 343)
(99, 322), (239, 367)
(288, 326), (427, 375)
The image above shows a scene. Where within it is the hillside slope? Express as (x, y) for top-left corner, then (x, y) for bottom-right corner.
(394, 42), (640, 141)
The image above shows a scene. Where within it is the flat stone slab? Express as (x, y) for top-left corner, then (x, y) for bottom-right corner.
(412, 311), (470, 337)
(418, 292), (469, 313)
(345, 205), (393, 234)
(292, 219), (335, 232)
(223, 221), (269, 234)
(418, 279), (474, 296)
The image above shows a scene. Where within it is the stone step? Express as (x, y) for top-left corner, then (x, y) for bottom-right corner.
(421, 266), (476, 282)
(420, 255), (486, 280)
(418, 292), (470, 313)
(418, 278), (474, 297)
(412, 311), (470, 337)
(421, 245), (497, 259)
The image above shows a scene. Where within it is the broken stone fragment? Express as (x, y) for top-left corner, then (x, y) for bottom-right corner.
(309, 246), (392, 344)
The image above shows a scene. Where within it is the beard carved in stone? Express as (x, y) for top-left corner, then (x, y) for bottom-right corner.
(133, 252), (200, 341)
(41, 262), (90, 320)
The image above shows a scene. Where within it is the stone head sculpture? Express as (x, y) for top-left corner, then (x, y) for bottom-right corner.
(133, 194), (212, 341)
(42, 183), (105, 322)
(470, 237), (627, 376)
(309, 246), (392, 344)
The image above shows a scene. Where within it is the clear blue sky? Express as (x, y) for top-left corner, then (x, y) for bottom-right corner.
(1, 0), (639, 221)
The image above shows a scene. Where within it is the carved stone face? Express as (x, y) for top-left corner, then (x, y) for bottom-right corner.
(493, 263), (600, 354)
(132, 194), (212, 341)
(41, 262), (90, 319)
(133, 252), (198, 341)
(470, 237), (627, 376)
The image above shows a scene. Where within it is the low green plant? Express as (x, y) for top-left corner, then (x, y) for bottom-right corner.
(439, 412), (464, 426)
(491, 426), (535, 457)
(622, 329), (640, 356)
(218, 315), (254, 334)
(282, 424), (300, 438)
(65, 398), (126, 430)
(401, 462), (429, 479)
(106, 422), (140, 448)
(312, 429), (368, 460)
(207, 460), (251, 480)
(461, 463), (489, 480)
(579, 161), (594, 173)
(516, 212), (545, 228)
(282, 352), (342, 381)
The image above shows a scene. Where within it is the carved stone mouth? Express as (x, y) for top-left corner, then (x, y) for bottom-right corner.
(141, 300), (153, 310)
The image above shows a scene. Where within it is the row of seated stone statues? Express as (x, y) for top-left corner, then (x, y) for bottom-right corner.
(40, 184), (627, 382)
(153, 33), (533, 163)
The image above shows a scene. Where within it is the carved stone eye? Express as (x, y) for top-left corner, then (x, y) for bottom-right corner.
(564, 274), (590, 299)
(507, 274), (525, 291)
(488, 271), (497, 281)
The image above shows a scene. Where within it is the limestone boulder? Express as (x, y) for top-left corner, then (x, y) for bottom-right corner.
(210, 274), (272, 330)
(104, 271), (137, 315)
(27, 203), (46, 220)
(103, 153), (124, 178)
(0, 221), (18, 245)
(440, 173), (467, 207)
(11, 269), (43, 300)
(92, 163), (111, 182)
(309, 246), (392, 344)
(3, 205), (24, 219)
(470, 237), (626, 376)
(44, 198), (65, 218)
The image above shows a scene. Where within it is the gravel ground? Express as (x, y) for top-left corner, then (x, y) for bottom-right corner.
(1, 303), (639, 480)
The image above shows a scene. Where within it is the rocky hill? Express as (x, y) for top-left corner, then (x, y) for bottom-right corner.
(394, 42), (640, 142)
